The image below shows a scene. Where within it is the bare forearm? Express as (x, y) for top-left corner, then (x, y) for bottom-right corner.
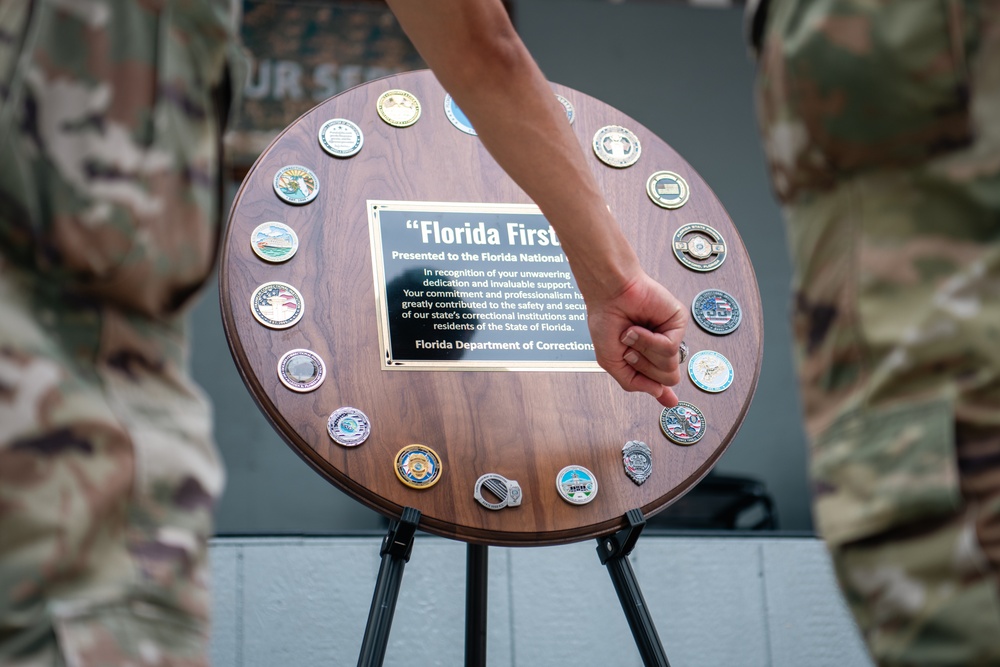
(386, 0), (687, 405)
(385, 0), (643, 302)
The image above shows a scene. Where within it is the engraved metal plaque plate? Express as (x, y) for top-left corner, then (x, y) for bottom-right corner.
(368, 200), (601, 371)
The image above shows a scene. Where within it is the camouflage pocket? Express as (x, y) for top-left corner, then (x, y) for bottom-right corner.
(756, 0), (976, 200)
(0, 2), (164, 280)
(811, 395), (963, 547)
(52, 596), (208, 667)
(0, 1), (231, 316)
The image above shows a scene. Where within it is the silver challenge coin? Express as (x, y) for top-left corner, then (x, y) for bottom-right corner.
(556, 465), (598, 505)
(691, 289), (742, 335)
(318, 118), (364, 158)
(277, 349), (326, 393)
(622, 440), (652, 486)
(688, 349), (735, 393)
(474, 473), (523, 510)
(327, 407), (371, 447)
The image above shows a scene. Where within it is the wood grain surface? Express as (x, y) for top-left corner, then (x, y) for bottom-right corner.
(220, 70), (763, 546)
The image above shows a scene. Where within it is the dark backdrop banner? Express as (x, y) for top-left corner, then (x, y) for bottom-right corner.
(227, 1), (425, 170)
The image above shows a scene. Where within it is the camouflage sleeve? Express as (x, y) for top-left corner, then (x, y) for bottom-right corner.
(0, 0), (242, 318)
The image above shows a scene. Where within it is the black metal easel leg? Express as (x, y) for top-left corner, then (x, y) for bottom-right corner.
(357, 507), (421, 667)
(465, 544), (489, 667)
(597, 508), (670, 667)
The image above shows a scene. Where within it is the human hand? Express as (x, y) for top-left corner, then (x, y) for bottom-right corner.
(585, 272), (687, 408)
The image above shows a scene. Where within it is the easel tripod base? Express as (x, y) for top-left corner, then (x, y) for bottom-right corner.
(356, 507), (669, 667)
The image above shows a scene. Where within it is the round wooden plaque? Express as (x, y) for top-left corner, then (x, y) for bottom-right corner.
(220, 70), (763, 546)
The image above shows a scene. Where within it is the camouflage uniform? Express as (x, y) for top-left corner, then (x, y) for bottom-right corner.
(754, 0), (1000, 663)
(0, 1), (241, 664)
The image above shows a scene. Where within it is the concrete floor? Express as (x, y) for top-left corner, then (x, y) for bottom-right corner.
(210, 535), (873, 666)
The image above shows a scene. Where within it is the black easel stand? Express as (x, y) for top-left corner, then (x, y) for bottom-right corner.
(357, 507), (421, 667)
(357, 507), (668, 667)
(465, 543), (489, 667)
(597, 508), (670, 667)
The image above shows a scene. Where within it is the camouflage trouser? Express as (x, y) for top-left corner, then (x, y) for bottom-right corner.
(0, 267), (225, 667)
(0, 1), (237, 664)
(756, 0), (1000, 663)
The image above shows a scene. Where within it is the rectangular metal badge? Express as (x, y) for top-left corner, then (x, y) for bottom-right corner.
(368, 200), (602, 372)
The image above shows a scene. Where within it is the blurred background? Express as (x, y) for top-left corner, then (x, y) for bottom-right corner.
(191, 0), (812, 537)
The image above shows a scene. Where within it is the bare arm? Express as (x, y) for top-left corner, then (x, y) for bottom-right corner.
(385, 0), (687, 406)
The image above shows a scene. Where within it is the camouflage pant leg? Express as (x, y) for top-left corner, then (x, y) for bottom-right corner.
(755, 0), (1000, 661)
(0, 271), (222, 667)
(832, 515), (1000, 666)
(831, 429), (1000, 667)
(0, 1), (235, 662)
(783, 166), (1000, 665)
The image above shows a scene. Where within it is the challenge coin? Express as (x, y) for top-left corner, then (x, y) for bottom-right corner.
(250, 281), (304, 329)
(376, 89), (421, 127)
(250, 221), (298, 263)
(659, 402), (706, 446)
(646, 170), (690, 209)
(327, 407), (371, 447)
(688, 349), (734, 393)
(277, 349), (326, 393)
(556, 465), (598, 505)
(692, 289), (742, 335)
(593, 125), (641, 168)
(273, 165), (319, 205)
(679, 340), (689, 364)
(444, 93), (573, 134)
(672, 222), (727, 272)
(474, 473), (523, 510)
(444, 94), (476, 135)
(555, 94), (575, 124)
(395, 444), (442, 489)
(318, 118), (364, 158)
(622, 440), (652, 486)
